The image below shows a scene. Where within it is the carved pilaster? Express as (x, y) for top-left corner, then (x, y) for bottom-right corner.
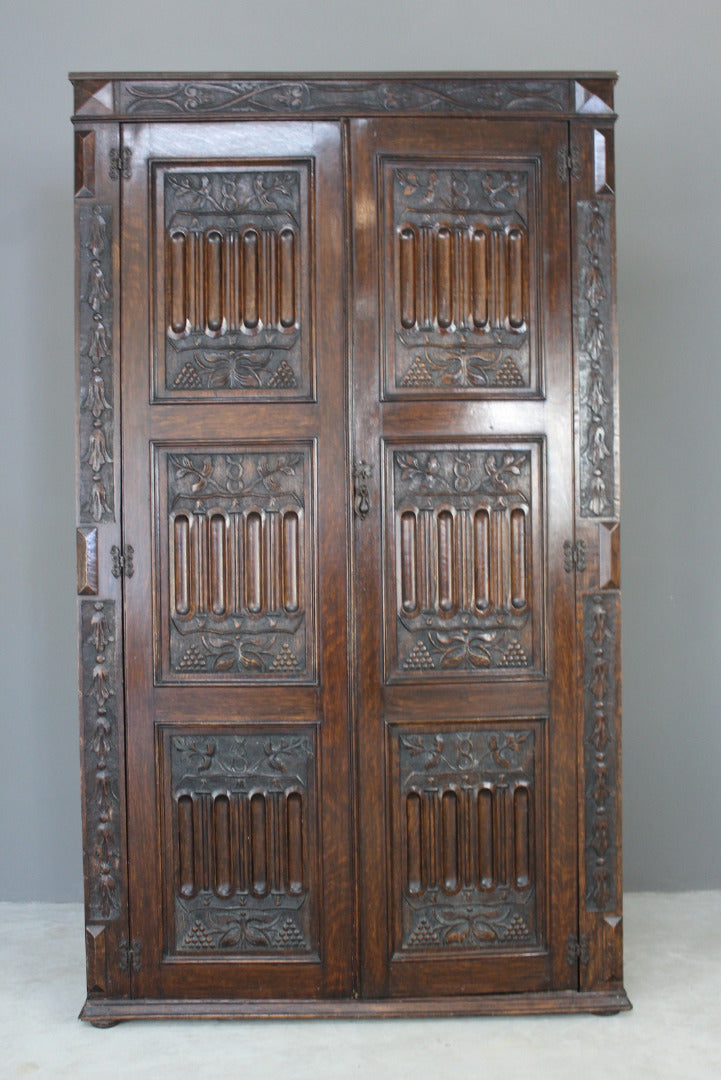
(571, 118), (623, 992)
(81, 600), (120, 921)
(576, 199), (615, 520)
(75, 122), (128, 1000)
(78, 202), (114, 524)
(583, 593), (619, 913)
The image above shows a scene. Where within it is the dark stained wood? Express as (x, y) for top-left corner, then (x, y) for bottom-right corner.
(73, 72), (625, 1021)
(80, 988), (631, 1022)
(350, 117), (577, 999)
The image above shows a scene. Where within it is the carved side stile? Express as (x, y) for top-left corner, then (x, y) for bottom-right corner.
(75, 121), (129, 999)
(571, 119), (623, 992)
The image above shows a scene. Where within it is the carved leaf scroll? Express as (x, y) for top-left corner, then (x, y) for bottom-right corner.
(583, 593), (619, 912)
(122, 78), (570, 118)
(79, 205), (114, 523)
(82, 601), (120, 922)
(577, 200), (615, 518)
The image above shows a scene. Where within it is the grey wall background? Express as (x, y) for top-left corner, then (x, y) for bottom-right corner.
(1, 1), (720, 901)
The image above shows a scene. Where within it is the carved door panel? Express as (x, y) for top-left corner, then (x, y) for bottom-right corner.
(120, 121), (353, 998)
(351, 118), (578, 997)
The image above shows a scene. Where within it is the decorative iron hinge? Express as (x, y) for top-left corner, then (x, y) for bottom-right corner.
(118, 938), (142, 974)
(353, 460), (373, 520)
(109, 146), (132, 181)
(563, 539), (587, 573)
(557, 144), (582, 181)
(110, 544), (134, 579)
(566, 933), (590, 967)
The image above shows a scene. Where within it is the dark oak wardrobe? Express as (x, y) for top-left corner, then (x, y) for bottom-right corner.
(73, 72), (629, 1022)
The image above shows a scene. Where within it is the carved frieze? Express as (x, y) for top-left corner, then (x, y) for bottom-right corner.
(577, 199), (615, 518)
(81, 600), (121, 922)
(393, 726), (540, 950)
(158, 167), (311, 399)
(78, 205), (114, 523)
(388, 444), (541, 678)
(384, 163), (536, 396)
(583, 593), (619, 912)
(120, 77), (570, 118)
(170, 732), (316, 954)
(160, 445), (314, 681)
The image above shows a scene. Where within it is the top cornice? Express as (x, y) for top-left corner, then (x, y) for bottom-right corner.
(70, 72), (617, 122)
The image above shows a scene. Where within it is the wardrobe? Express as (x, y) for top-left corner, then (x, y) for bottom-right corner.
(72, 72), (628, 1021)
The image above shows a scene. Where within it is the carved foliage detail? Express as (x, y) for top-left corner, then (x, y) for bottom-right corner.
(165, 447), (312, 680)
(162, 168), (309, 397)
(171, 732), (315, 953)
(395, 728), (538, 950)
(82, 601), (121, 922)
(388, 164), (533, 394)
(79, 205), (114, 523)
(577, 200), (615, 517)
(583, 593), (619, 912)
(122, 78), (570, 117)
(390, 446), (538, 677)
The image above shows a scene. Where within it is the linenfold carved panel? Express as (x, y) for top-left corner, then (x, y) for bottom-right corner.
(390, 724), (544, 951)
(385, 442), (543, 680)
(167, 730), (317, 954)
(155, 443), (315, 683)
(382, 161), (539, 397)
(154, 164), (312, 400)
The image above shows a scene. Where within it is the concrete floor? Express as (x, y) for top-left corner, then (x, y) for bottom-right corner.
(1, 892), (719, 1078)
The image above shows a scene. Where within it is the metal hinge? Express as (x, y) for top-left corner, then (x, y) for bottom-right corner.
(110, 544), (134, 579)
(557, 144), (582, 181)
(563, 539), (587, 573)
(118, 938), (142, 974)
(566, 933), (590, 967)
(109, 146), (132, 181)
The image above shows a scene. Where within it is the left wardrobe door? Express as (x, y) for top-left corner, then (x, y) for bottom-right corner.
(120, 121), (353, 1001)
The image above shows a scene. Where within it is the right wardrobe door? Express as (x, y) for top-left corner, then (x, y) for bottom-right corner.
(351, 117), (578, 999)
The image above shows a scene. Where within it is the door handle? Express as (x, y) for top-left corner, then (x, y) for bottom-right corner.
(353, 460), (373, 520)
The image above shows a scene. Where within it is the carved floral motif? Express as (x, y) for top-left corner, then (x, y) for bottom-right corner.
(79, 205), (114, 523)
(122, 78), (570, 118)
(577, 200), (615, 517)
(82, 601), (120, 921)
(583, 593), (619, 911)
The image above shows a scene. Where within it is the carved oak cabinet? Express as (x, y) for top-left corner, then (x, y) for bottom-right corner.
(72, 72), (629, 1022)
